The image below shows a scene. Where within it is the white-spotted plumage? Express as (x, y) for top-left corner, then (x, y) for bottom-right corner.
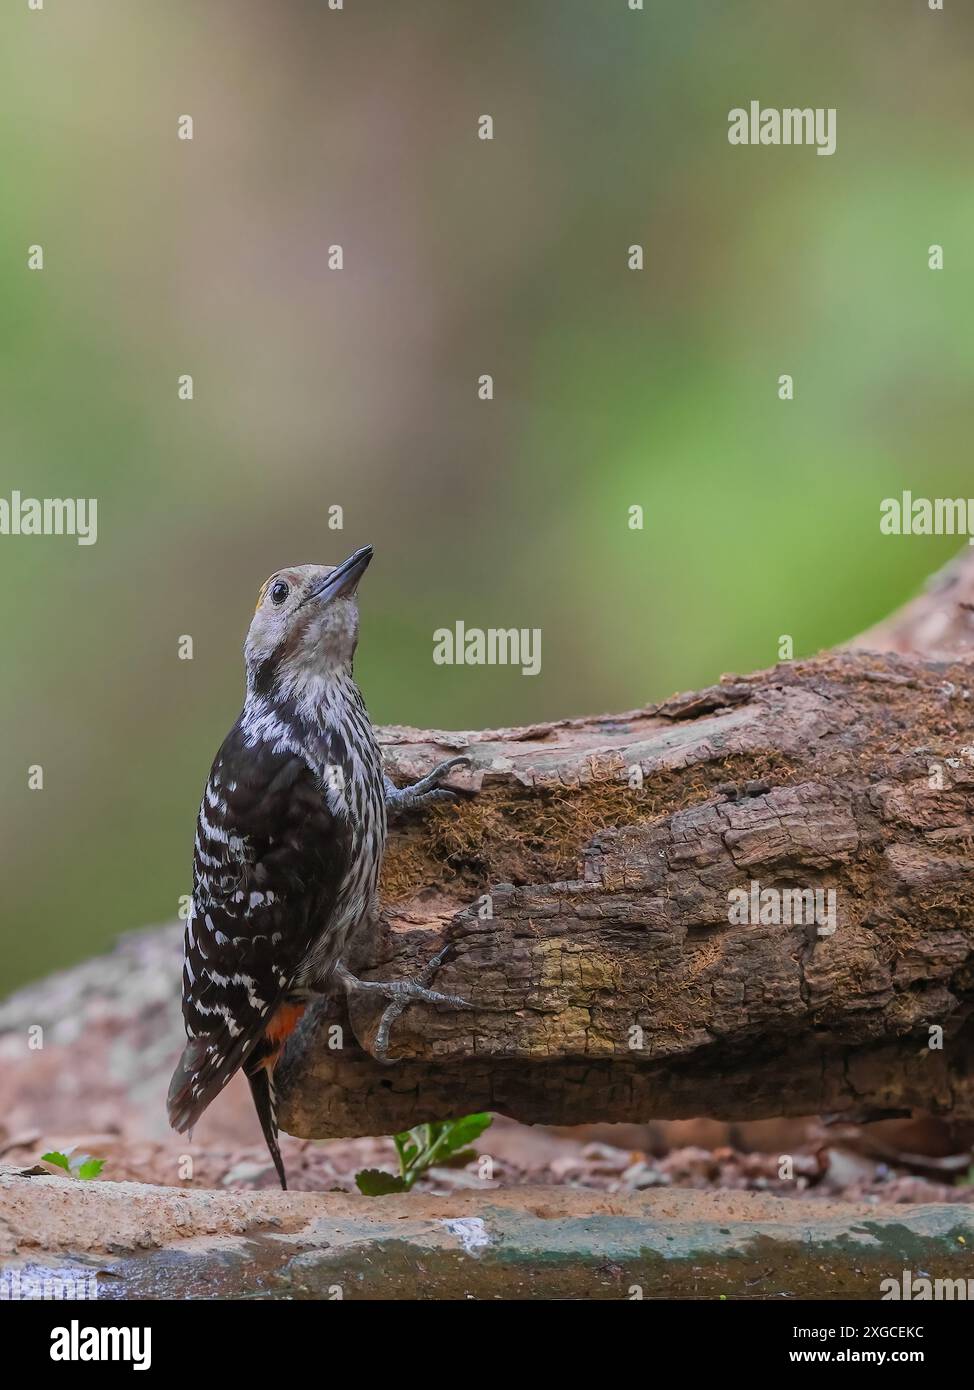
(168, 552), (386, 1190)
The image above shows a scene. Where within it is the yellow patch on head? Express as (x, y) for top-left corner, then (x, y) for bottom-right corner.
(255, 577), (273, 613)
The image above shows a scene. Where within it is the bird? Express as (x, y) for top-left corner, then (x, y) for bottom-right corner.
(167, 544), (469, 1188)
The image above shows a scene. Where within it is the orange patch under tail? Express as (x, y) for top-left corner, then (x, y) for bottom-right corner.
(259, 1001), (307, 1068)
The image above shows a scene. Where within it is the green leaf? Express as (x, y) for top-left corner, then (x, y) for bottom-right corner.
(437, 1113), (492, 1157)
(40, 1149), (105, 1180)
(393, 1129), (420, 1171)
(375, 1115), (493, 1193)
(435, 1148), (478, 1169)
(355, 1169), (407, 1196)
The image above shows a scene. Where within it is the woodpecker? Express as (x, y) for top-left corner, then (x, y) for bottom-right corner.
(167, 544), (468, 1188)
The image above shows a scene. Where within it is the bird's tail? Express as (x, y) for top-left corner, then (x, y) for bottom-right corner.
(244, 999), (306, 1189)
(168, 1043), (288, 1190)
(244, 1059), (287, 1190)
(167, 1036), (219, 1135)
(168, 1000), (306, 1189)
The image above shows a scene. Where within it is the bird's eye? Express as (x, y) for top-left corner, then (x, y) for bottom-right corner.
(270, 580), (290, 605)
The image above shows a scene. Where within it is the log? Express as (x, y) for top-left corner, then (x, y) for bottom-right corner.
(6, 550), (974, 1147)
(277, 645), (974, 1137)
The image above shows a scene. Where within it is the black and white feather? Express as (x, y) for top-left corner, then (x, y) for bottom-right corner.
(167, 555), (387, 1159)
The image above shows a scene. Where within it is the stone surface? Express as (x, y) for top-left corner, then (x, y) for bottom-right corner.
(4, 1167), (974, 1301)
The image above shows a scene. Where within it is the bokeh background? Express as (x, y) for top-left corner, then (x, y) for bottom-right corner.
(1, 0), (971, 992)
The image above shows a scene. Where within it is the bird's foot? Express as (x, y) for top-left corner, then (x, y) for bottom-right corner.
(335, 947), (471, 1060)
(384, 755), (471, 814)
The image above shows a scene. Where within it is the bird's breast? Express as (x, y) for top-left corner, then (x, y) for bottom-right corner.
(299, 696), (387, 985)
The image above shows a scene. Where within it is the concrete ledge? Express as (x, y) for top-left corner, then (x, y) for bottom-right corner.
(3, 1168), (974, 1300)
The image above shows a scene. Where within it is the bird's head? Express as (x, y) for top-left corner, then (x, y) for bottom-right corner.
(244, 544), (373, 699)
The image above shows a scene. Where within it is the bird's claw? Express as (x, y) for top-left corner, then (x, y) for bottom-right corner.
(384, 754), (472, 814)
(335, 946), (472, 1061)
(409, 754), (470, 796)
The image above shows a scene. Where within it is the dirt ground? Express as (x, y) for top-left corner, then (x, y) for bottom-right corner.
(4, 1112), (973, 1205)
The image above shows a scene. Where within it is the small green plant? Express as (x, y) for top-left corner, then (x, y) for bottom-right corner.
(356, 1114), (492, 1195)
(42, 1148), (105, 1181)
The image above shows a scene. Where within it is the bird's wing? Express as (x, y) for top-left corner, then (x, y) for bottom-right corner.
(168, 726), (350, 1132)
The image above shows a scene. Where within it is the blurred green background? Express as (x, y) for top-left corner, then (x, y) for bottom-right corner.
(1, 0), (971, 992)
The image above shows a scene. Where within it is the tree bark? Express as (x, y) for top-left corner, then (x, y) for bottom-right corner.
(278, 591), (974, 1136)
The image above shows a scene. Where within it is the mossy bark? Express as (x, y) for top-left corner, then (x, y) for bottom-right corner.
(277, 649), (974, 1139)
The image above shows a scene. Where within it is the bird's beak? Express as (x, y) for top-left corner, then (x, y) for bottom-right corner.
(308, 545), (374, 603)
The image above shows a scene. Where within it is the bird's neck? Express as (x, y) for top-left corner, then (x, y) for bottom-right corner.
(243, 664), (368, 750)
